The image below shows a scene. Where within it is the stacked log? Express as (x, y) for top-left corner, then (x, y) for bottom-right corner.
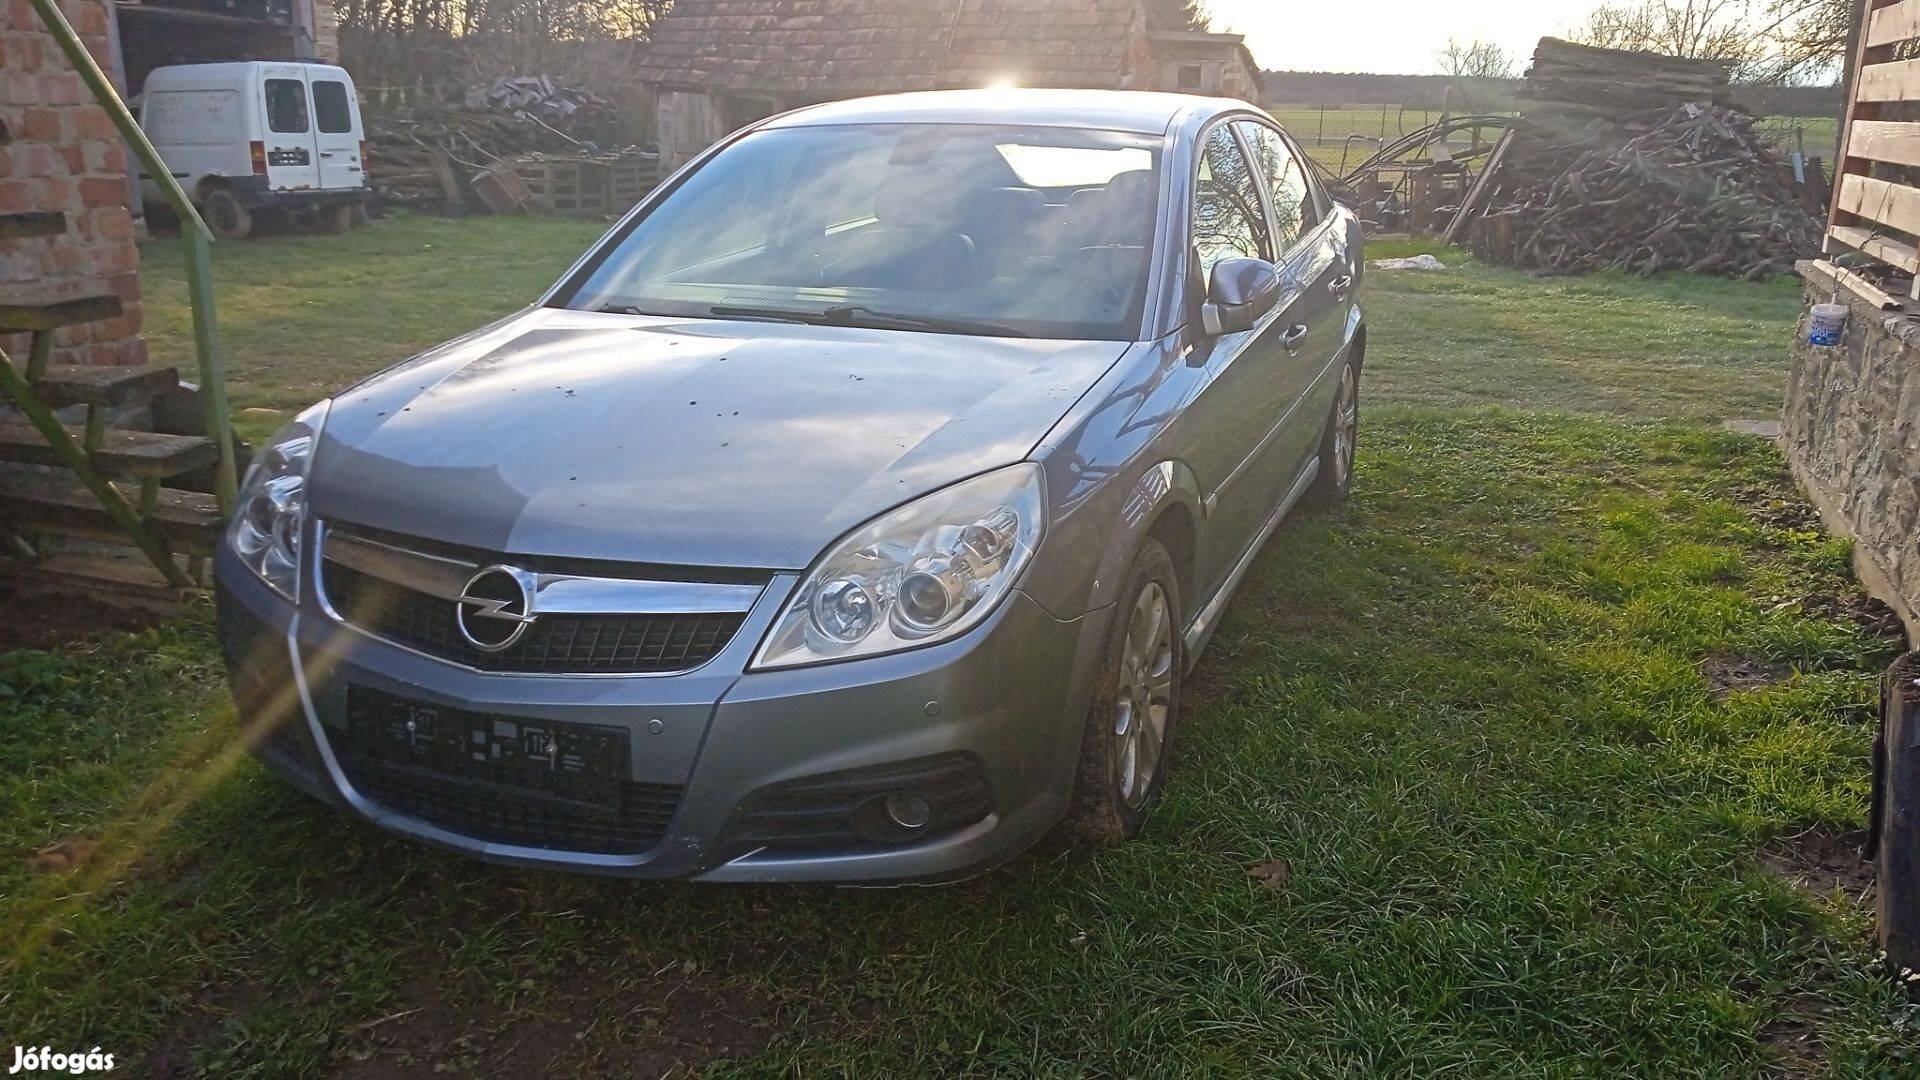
(363, 76), (644, 213)
(1459, 38), (1821, 280)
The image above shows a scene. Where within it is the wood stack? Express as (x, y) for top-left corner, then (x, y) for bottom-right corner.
(1453, 37), (1821, 280)
(1519, 38), (1733, 126)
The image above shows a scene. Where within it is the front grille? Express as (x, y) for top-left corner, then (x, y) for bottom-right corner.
(720, 753), (994, 857)
(322, 559), (746, 675)
(331, 689), (681, 855)
(340, 759), (682, 855)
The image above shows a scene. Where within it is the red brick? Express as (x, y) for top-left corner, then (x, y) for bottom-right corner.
(82, 140), (124, 174)
(70, 104), (116, 140)
(15, 142), (62, 177)
(19, 106), (62, 141)
(94, 206), (132, 239)
(87, 240), (135, 275)
(0, 178), (31, 213)
(42, 71), (86, 106)
(28, 173), (75, 206)
(77, 174), (123, 207)
(106, 269), (140, 302)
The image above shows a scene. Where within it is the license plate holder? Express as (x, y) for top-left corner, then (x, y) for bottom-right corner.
(342, 687), (629, 811)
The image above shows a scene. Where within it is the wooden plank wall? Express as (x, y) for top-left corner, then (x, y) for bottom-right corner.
(1828, 0), (1920, 289)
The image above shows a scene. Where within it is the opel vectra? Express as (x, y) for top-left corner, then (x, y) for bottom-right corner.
(216, 90), (1367, 882)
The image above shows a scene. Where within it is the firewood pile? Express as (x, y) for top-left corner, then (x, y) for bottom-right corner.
(1456, 38), (1822, 279)
(364, 75), (644, 213)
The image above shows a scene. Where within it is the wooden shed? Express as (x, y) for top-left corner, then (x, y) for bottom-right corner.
(633, 0), (1261, 170)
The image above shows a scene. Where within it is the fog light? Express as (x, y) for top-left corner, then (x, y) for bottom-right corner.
(883, 792), (932, 830)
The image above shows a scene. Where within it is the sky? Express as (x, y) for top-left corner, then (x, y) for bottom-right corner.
(1206, 0), (1612, 76)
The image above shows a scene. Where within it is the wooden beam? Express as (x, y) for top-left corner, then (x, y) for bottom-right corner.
(1834, 0), (1904, 232)
(1835, 173), (1920, 235)
(1441, 128), (1514, 247)
(1857, 56), (1920, 101)
(1828, 223), (1920, 273)
(1841, 119), (1920, 167)
(1868, 0), (1920, 46)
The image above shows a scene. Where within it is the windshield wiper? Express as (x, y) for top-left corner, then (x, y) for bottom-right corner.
(595, 303), (649, 315)
(706, 303), (1029, 338)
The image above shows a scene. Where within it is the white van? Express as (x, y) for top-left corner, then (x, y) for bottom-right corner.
(139, 61), (370, 240)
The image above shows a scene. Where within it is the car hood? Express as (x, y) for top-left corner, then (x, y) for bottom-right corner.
(308, 308), (1127, 570)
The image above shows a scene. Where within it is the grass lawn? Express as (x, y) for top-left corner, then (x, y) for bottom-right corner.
(4, 215), (1918, 1075)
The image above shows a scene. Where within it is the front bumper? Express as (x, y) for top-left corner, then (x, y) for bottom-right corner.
(215, 545), (1104, 883)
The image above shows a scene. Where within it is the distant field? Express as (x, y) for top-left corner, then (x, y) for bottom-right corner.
(1264, 104), (1842, 176)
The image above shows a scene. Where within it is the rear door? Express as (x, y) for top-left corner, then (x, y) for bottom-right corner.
(259, 66), (320, 192)
(309, 72), (366, 191)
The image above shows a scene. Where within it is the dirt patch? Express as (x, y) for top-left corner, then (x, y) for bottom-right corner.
(1702, 654), (1794, 700)
(1734, 483), (1825, 534)
(1759, 825), (1874, 905)
(1757, 994), (1838, 1077)
(1800, 590), (1909, 647)
(326, 945), (784, 1079)
(141, 978), (274, 1078)
(0, 583), (171, 653)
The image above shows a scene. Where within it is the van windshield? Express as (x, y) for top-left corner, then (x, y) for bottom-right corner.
(561, 124), (1162, 341)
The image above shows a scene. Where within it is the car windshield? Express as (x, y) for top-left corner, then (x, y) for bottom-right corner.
(560, 124), (1163, 341)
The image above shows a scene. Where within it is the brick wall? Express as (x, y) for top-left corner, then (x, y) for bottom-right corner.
(0, 0), (146, 369)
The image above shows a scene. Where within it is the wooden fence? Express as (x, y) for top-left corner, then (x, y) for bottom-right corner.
(1828, 0), (1920, 301)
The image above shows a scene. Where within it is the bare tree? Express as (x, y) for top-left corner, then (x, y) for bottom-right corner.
(1572, 0), (1768, 75)
(1439, 39), (1517, 80)
(1143, 0), (1212, 33)
(1757, 0), (1854, 83)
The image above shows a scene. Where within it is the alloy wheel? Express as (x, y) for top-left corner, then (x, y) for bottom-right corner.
(1332, 364), (1358, 489)
(1112, 580), (1174, 809)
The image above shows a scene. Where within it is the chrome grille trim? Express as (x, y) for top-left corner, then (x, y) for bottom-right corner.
(320, 524), (765, 615)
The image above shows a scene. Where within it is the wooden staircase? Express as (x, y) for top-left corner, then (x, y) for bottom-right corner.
(1, 0), (238, 608)
(0, 143), (224, 596)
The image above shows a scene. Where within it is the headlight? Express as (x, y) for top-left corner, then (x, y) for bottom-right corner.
(228, 401), (329, 602)
(753, 464), (1045, 670)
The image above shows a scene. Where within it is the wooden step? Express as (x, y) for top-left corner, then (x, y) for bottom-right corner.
(0, 547), (201, 614)
(31, 364), (182, 408)
(0, 468), (223, 554)
(0, 212), (66, 241)
(0, 294), (122, 334)
(0, 420), (219, 478)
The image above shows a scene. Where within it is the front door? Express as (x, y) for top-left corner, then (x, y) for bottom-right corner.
(1236, 121), (1346, 479)
(259, 67), (319, 192)
(309, 74), (365, 192)
(1177, 122), (1309, 595)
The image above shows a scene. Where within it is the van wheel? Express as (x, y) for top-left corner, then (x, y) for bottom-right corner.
(1052, 538), (1183, 847)
(316, 203), (356, 234)
(1303, 357), (1360, 507)
(202, 189), (252, 240)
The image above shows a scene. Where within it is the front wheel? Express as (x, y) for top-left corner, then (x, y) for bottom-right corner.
(1053, 538), (1184, 847)
(1303, 357), (1360, 507)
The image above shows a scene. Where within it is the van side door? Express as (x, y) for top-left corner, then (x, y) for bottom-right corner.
(309, 73), (366, 192)
(259, 66), (321, 192)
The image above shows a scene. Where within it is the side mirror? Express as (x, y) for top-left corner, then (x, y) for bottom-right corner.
(1200, 257), (1282, 336)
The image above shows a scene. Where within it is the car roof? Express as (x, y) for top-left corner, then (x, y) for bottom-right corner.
(762, 89), (1248, 136)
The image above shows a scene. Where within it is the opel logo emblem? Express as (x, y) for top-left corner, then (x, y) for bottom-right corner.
(455, 565), (536, 652)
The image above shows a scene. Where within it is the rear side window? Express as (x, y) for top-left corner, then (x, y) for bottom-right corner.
(312, 80), (354, 134)
(264, 79), (309, 134)
(1193, 124), (1271, 282)
(1237, 122), (1317, 252)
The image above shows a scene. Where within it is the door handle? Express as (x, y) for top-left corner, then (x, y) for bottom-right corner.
(1281, 323), (1309, 355)
(1329, 274), (1354, 299)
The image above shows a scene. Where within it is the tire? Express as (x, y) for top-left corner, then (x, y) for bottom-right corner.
(1053, 537), (1184, 847)
(1302, 356), (1361, 508)
(201, 188), (253, 241)
(316, 202), (357, 234)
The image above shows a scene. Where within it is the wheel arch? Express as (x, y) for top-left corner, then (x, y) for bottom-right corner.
(1082, 459), (1205, 617)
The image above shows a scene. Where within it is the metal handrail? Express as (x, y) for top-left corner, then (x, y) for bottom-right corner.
(28, 0), (239, 514)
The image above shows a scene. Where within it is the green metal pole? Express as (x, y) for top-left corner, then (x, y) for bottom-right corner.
(29, 0), (238, 515)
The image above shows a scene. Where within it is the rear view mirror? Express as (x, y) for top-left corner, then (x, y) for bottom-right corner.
(1201, 257), (1281, 336)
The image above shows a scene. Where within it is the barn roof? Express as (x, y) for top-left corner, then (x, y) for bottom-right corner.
(633, 0), (1153, 97)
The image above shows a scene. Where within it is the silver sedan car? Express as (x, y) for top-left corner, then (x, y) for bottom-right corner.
(215, 89), (1366, 882)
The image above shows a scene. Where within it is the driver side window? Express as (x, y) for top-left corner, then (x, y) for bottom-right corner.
(1192, 125), (1271, 287)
